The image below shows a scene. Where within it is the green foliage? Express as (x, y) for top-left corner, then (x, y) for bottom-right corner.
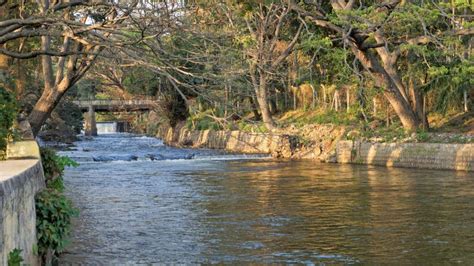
(36, 189), (78, 257)
(185, 111), (222, 131)
(40, 147), (78, 187)
(237, 120), (268, 133)
(300, 35), (333, 51)
(37, 148), (78, 261)
(56, 100), (84, 134)
(234, 34), (256, 48)
(196, 118), (221, 131)
(415, 130), (430, 142)
(161, 92), (189, 127)
(7, 249), (23, 266)
(362, 123), (408, 143)
(0, 87), (17, 160)
(122, 67), (160, 96)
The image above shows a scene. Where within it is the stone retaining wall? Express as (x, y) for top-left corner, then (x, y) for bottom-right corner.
(336, 140), (473, 171)
(157, 125), (473, 171)
(0, 141), (44, 265)
(157, 125), (295, 157)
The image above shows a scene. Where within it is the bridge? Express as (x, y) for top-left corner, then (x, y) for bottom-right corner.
(73, 99), (158, 112)
(73, 99), (159, 136)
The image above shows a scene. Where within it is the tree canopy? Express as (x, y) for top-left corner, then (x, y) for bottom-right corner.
(0, 0), (472, 135)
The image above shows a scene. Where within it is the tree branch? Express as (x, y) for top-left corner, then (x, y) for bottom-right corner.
(0, 47), (97, 59)
(271, 23), (303, 68)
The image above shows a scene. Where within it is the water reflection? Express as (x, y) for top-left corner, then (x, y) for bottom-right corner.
(60, 135), (474, 264)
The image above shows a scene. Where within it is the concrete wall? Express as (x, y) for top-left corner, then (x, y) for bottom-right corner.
(0, 141), (44, 265)
(336, 140), (473, 171)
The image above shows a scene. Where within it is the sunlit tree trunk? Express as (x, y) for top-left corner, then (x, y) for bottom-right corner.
(409, 77), (429, 130)
(349, 46), (421, 132)
(257, 74), (276, 129)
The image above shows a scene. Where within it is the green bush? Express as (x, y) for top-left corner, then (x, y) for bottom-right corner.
(36, 189), (78, 258)
(40, 147), (78, 190)
(37, 148), (78, 262)
(0, 87), (17, 160)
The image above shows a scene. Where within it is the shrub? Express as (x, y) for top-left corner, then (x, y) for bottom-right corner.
(37, 148), (78, 262)
(0, 87), (17, 160)
(36, 189), (78, 259)
(40, 147), (78, 190)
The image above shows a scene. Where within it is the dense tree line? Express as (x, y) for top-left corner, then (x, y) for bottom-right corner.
(0, 0), (472, 135)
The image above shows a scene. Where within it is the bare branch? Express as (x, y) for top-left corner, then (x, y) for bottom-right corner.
(271, 23), (303, 68)
(0, 47), (97, 59)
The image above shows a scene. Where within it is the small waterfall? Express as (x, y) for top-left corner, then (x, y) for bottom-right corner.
(96, 122), (117, 134)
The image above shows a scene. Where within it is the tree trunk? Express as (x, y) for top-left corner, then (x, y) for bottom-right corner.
(323, 85), (327, 109)
(350, 46), (421, 131)
(255, 74), (276, 130)
(464, 89), (469, 112)
(0, 44), (12, 92)
(0, 54), (8, 70)
(409, 78), (429, 130)
(346, 88), (350, 113)
(15, 60), (26, 99)
(224, 83), (228, 117)
(269, 98), (277, 114)
(28, 86), (66, 136)
(293, 90), (297, 110)
(248, 95), (261, 121)
(383, 89), (420, 132)
(334, 90), (340, 111)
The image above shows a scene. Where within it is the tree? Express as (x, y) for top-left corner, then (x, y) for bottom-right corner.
(292, 0), (473, 131)
(0, 0), (179, 135)
(224, 1), (303, 130)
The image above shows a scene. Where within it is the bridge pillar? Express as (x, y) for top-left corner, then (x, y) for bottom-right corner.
(84, 105), (97, 136)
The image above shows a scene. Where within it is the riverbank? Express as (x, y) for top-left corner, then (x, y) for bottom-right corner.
(156, 123), (473, 171)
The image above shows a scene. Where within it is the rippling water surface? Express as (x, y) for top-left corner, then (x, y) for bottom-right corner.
(59, 134), (474, 264)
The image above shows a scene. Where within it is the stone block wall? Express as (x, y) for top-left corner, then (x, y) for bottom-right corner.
(157, 125), (473, 171)
(336, 140), (473, 171)
(0, 141), (44, 265)
(157, 125), (295, 158)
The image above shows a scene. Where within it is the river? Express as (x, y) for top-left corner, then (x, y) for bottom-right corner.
(59, 134), (474, 264)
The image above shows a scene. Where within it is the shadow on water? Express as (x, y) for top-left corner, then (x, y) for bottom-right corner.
(59, 134), (474, 264)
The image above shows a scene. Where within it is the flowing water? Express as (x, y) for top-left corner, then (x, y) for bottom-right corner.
(96, 122), (117, 134)
(59, 134), (474, 264)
